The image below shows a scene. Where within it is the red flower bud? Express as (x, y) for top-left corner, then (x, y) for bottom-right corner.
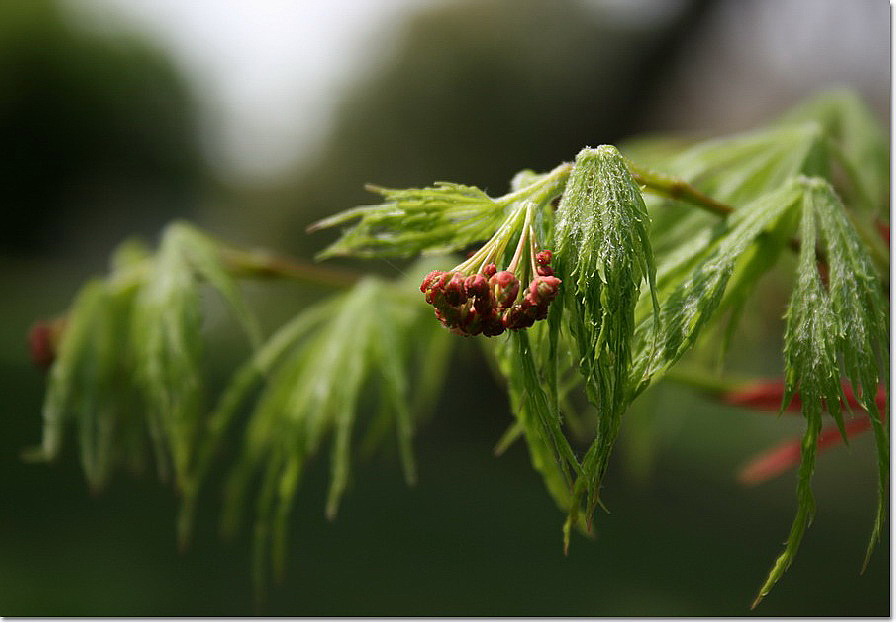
(502, 304), (536, 330)
(420, 270), (444, 293)
(490, 271), (519, 308)
(530, 275), (561, 302)
(422, 271), (452, 306)
(421, 250), (559, 337)
(482, 313), (505, 337)
(460, 307), (484, 336)
(444, 272), (468, 306)
(435, 305), (464, 329)
(464, 274), (490, 300)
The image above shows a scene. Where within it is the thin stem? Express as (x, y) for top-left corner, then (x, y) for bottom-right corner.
(454, 200), (529, 274)
(528, 223), (539, 278)
(220, 247), (361, 289)
(506, 202), (534, 274)
(500, 162), (572, 206)
(625, 158), (733, 217)
(661, 366), (753, 394)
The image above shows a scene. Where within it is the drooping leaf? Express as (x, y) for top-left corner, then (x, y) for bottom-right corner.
(131, 222), (259, 492)
(219, 271), (453, 594)
(131, 227), (205, 488)
(551, 145), (658, 526)
(630, 182), (804, 395)
(38, 221), (262, 500)
(491, 329), (580, 536)
(751, 188), (838, 607)
(752, 177), (888, 607)
(38, 279), (143, 490)
(811, 182), (889, 570)
(178, 299), (338, 545)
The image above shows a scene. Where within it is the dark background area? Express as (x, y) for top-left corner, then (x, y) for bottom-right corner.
(0, 0), (889, 615)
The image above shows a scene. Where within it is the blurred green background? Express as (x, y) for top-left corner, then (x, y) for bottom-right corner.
(0, 0), (888, 616)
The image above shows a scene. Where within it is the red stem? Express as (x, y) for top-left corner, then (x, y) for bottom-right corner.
(721, 380), (886, 414)
(738, 416), (875, 486)
(728, 380), (888, 486)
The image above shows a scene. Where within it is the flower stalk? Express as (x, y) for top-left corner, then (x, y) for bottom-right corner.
(420, 201), (561, 337)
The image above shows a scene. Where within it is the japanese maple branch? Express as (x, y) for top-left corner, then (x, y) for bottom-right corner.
(624, 159), (734, 217)
(219, 246), (361, 289)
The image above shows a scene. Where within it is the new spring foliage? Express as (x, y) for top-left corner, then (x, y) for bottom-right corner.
(552, 146), (658, 528)
(32, 91), (888, 607)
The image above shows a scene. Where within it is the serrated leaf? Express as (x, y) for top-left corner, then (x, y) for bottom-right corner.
(811, 182), (890, 568)
(753, 177), (889, 607)
(552, 145), (658, 525)
(630, 182), (804, 395)
(40, 279), (142, 490)
(309, 182), (507, 259)
(219, 273), (454, 594)
(492, 330), (579, 526)
(309, 166), (570, 260)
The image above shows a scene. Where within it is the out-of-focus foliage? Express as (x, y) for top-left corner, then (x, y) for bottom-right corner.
(34, 223), (257, 494)
(34, 223), (455, 596)
(206, 267), (452, 594)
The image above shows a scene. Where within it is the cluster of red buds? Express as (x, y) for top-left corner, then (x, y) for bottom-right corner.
(420, 249), (561, 337)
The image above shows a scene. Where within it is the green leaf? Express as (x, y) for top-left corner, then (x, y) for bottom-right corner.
(783, 89), (889, 216)
(552, 145), (658, 526)
(660, 121), (828, 207)
(40, 280), (143, 490)
(129, 222), (260, 491)
(811, 182), (889, 569)
(308, 165), (570, 260)
(491, 330), (580, 538)
(179, 299), (338, 546)
(753, 177), (888, 607)
(630, 182), (804, 395)
(131, 226), (205, 488)
(169, 223), (262, 347)
(220, 273), (453, 593)
(309, 182), (507, 259)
